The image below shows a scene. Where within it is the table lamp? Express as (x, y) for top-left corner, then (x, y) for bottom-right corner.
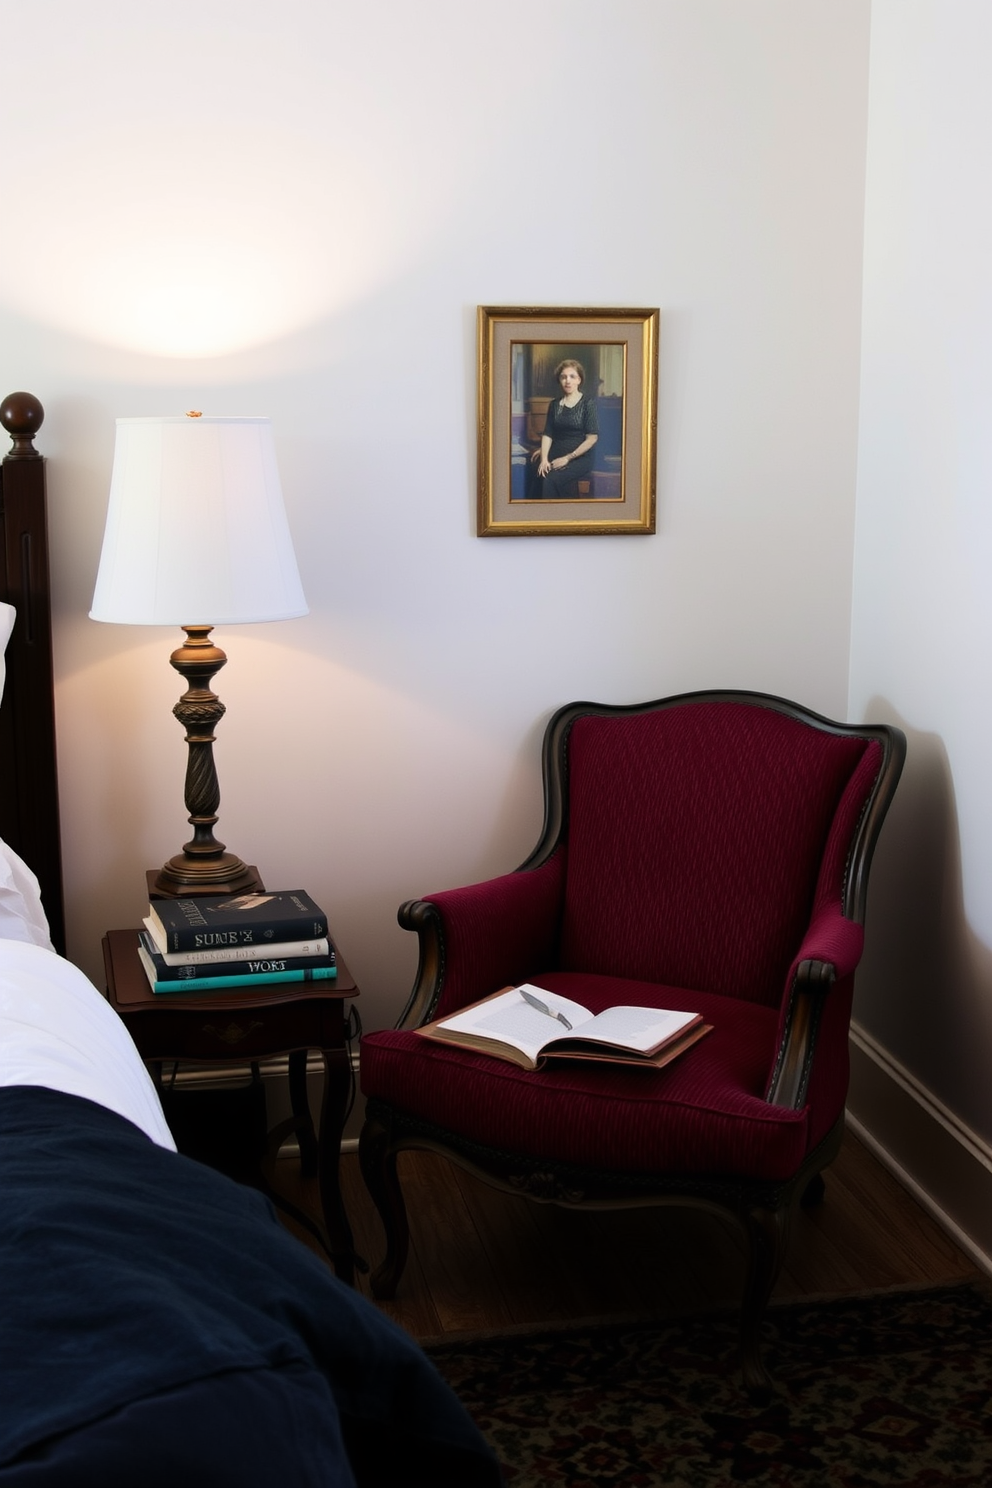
(90, 413), (308, 896)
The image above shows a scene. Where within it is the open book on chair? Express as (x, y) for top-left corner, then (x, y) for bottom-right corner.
(416, 984), (711, 1072)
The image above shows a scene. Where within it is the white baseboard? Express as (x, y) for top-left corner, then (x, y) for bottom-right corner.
(847, 1021), (992, 1279)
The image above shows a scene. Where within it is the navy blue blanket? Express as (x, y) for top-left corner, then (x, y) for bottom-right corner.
(0, 1087), (499, 1484)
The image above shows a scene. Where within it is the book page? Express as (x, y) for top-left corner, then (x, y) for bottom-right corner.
(557, 1005), (697, 1053)
(438, 986), (594, 1058)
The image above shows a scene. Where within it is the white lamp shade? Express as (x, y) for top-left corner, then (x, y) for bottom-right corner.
(90, 416), (308, 626)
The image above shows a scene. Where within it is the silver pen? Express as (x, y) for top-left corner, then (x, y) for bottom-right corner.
(520, 988), (572, 1030)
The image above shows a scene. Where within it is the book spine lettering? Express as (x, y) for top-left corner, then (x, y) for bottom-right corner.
(140, 932), (335, 980)
(165, 940), (330, 966)
(151, 893), (327, 952)
(166, 957), (336, 979)
(161, 922), (328, 953)
(143, 920), (331, 965)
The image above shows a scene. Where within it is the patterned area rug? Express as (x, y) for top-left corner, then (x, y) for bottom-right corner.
(425, 1283), (992, 1486)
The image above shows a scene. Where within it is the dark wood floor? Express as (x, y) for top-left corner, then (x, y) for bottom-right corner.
(273, 1126), (981, 1342)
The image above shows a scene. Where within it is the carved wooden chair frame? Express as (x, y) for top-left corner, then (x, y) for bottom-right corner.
(360, 692), (905, 1396)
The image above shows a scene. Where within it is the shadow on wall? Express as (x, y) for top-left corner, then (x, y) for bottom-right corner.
(855, 697), (992, 1149)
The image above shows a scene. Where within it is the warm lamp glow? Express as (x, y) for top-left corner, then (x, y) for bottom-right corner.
(90, 414), (307, 895)
(0, 11), (464, 357)
(0, 128), (440, 358)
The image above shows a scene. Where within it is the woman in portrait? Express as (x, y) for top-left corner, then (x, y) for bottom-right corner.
(535, 359), (599, 498)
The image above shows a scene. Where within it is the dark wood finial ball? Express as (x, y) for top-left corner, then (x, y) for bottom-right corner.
(0, 392), (45, 459)
(0, 392), (44, 437)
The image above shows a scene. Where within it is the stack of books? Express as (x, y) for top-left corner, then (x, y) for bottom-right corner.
(138, 890), (336, 995)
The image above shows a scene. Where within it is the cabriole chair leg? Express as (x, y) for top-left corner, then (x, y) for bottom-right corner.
(739, 1202), (791, 1402)
(358, 1111), (411, 1299)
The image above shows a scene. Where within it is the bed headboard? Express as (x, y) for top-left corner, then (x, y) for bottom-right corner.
(0, 393), (65, 954)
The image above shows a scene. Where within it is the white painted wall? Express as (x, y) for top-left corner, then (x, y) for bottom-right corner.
(0, 1), (870, 1026)
(850, 1), (992, 1147)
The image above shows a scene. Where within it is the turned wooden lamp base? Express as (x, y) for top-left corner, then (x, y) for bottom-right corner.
(150, 624), (263, 900)
(151, 855), (263, 899)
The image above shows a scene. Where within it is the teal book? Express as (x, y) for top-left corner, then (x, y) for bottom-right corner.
(138, 933), (337, 995)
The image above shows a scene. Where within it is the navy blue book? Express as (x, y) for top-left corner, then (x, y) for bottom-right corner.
(137, 932), (336, 993)
(147, 891), (328, 954)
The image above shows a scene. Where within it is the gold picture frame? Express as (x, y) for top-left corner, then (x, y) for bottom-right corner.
(477, 305), (659, 537)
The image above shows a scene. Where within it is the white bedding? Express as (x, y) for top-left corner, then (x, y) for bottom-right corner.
(0, 600), (174, 1149)
(0, 600), (12, 700)
(0, 835), (56, 951)
(0, 936), (176, 1150)
(0, 606), (51, 950)
(0, 607), (50, 952)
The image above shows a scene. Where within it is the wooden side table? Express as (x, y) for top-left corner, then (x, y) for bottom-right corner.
(102, 929), (358, 1284)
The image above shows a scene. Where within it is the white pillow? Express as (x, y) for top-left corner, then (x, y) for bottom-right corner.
(0, 839), (54, 951)
(0, 601), (13, 706)
(0, 607), (171, 1146)
(0, 604), (52, 949)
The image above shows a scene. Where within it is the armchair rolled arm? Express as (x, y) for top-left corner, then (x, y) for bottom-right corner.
(395, 849), (566, 1029)
(790, 906), (865, 985)
(766, 905), (865, 1110)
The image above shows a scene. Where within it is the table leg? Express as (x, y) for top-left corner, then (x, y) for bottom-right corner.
(319, 1047), (356, 1285)
(288, 1049), (319, 1177)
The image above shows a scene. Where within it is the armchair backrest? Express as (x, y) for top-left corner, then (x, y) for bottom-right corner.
(553, 697), (888, 1006)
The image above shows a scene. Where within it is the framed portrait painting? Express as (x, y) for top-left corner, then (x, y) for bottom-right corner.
(477, 305), (659, 536)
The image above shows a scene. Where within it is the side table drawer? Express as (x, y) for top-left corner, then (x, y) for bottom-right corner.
(123, 1000), (345, 1063)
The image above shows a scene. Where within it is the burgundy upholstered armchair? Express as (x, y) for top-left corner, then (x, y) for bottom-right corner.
(359, 692), (905, 1394)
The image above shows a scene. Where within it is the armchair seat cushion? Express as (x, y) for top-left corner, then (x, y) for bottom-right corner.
(361, 972), (822, 1183)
